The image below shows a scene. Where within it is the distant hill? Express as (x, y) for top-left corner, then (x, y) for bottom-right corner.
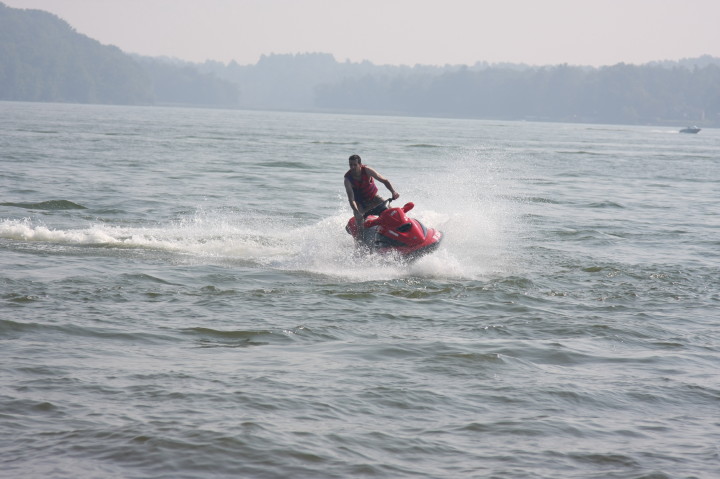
(1, 2), (718, 126)
(0, 2), (238, 106)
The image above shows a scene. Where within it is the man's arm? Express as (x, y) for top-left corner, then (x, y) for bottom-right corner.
(366, 167), (400, 200)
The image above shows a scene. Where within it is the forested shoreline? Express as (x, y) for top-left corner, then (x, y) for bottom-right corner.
(1, 2), (718, 126)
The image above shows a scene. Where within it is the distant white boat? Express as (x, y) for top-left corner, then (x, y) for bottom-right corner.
(679, 126), (701, 134)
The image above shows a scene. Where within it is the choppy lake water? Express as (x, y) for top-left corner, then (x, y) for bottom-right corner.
(1, 101), (719, 478)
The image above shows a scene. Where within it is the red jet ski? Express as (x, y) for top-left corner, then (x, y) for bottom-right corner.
(345, 199), (443, 261)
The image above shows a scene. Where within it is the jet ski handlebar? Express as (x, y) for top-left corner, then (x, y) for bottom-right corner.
(363, 197), (414, 218)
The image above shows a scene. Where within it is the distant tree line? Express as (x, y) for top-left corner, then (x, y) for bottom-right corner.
(200, 53), (719, 126)
(313, 62), (720, 125)
(1, 2), (719, 126)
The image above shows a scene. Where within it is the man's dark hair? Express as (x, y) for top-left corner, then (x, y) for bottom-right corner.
(349, 154), (361, 163)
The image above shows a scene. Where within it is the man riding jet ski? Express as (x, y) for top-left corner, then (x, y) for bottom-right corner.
(344, 154), (443, 261)
(344, 154), (399, 223)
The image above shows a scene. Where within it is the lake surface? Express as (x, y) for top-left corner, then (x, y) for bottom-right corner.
(1, 101), (718, 478)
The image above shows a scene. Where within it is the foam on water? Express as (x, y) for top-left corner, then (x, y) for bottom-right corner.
(0, 198), (515, 282)
(2, 206), (518, 286)
(1, 150), (523, 282)
(0, 219), (121, 245)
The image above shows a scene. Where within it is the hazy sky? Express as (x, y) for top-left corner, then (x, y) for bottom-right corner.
(6, 0), (719, 67)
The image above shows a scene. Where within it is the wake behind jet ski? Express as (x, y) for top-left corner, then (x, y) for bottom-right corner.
(346, 198), (443, 261)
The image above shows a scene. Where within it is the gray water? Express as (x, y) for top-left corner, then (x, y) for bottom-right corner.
(1, 101), (719, 478)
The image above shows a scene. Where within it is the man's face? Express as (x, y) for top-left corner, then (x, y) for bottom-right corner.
(349, 158), (361, 174)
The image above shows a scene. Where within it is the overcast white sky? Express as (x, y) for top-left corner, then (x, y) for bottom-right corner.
(5, 0), (719, 67)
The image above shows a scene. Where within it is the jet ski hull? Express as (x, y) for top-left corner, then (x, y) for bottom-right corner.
(346, 201), (443, 261)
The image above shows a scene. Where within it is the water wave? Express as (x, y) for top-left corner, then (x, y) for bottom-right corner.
(0, 318), (172, 344)
(1, 200), (86, 210)
(183, 327), (291, 348)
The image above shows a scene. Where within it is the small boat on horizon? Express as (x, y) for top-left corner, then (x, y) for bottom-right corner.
(679, 126), (701, 134)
